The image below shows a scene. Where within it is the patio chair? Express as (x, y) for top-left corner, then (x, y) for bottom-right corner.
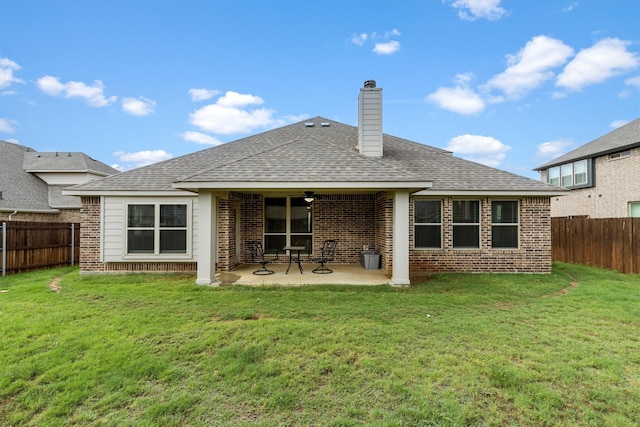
(247, 240), (278, 275)
(312, 239), (337, 274)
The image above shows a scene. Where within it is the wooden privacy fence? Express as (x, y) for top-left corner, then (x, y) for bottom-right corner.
(552, 217), (640, 274)
(1, 221), (80, 276)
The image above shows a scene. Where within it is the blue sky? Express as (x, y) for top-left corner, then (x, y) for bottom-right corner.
(1, 0), (639, 179)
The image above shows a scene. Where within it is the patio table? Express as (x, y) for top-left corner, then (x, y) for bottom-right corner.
(283, 245), (305, 274)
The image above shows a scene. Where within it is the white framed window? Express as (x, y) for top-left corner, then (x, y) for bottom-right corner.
(491, 201), (519, 249)
(630, 202), (640, 218)
(548, 159), (593, 189)
(126, 203), (189, 255)
(548, 167), (560, 186)
(414, 200), (442, 249)
(264, 197), (313, 254)
(453, 200), (480, 249)
(610, 150), (631, 160)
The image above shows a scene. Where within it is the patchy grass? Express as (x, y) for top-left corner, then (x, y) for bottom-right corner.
(0, 263), (638, 426)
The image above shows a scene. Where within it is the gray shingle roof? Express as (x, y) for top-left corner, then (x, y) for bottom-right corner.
(68, 117), (561, 194)
(1, 140), (118, 212)
(535, 118), (640, 170)
(0, 140), (53, 212)
(24, 151), (119, 175)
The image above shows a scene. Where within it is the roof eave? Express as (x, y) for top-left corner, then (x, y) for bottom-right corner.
(172, 181), (434, 193)
(61, 189), (198, 197)
(413, 189), (567, 197)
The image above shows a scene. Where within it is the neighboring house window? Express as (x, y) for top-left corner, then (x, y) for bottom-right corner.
(630, 202), (640, 218)
(491, 201), (519, 249)
(547, 158), (592, 189)
(609, 150), (631, 160)
(127, 204), (188, 254)
(414, 200), (442, 249)
(264, 197), (312, 254)
(453, 200), (480, 249)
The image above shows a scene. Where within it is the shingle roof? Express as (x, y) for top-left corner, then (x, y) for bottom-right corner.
(24, 151), (119, 175)
(0, 140), (54, 212)
(535, 118), (640, 170)
(68, 117), (561, 194)
(0, 140), (118, 212)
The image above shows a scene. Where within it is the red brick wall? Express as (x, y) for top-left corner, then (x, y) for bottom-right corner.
(78, 193), (551, 276)
(79, 197), (103, 272)
(409, 196), (551, 273)
(238, 193), (379, 265)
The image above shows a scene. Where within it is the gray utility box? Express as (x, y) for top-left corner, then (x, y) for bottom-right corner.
(361, 251), (380, 270)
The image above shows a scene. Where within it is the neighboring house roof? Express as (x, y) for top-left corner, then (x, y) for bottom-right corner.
(67, 117), (561, 197)
(23, 151), (120, 176)
(0, 140), (53, 212)
(0, 140), (118, 213)
(535, 118), (640, 170)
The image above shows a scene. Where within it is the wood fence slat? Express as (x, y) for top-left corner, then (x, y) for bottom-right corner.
(1, 221), (79, 275)
(551, 217), (639, 274)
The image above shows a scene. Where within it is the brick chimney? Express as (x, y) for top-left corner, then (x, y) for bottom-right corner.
(358, 80), (383, 157)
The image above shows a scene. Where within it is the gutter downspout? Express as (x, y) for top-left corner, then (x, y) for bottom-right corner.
(8, 210), (18, 221)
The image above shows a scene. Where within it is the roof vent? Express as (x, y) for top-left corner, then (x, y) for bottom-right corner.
(364, 80), (376, 88)
(320, 122), (330, 127)
(305, 122), (314, 127)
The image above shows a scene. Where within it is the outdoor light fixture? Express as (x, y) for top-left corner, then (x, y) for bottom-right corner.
(304, 191), (315, 204)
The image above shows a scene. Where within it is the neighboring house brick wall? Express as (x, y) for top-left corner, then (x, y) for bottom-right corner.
(0, 209), (79, 223)
(546, 147), (640, 218)
(409, 197), (551, 273)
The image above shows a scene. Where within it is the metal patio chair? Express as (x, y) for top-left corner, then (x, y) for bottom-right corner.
(247, 240), (278, 275)
(311, 239), (337, 274)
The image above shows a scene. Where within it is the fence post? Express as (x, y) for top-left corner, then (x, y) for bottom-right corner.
(1, 222), (6, 277)
(70, 223), (75, 266)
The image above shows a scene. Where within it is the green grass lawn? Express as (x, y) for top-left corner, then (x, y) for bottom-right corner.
(1, 263), (638, 426)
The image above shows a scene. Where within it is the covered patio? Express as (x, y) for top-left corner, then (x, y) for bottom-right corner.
(215, 262), (391, 286)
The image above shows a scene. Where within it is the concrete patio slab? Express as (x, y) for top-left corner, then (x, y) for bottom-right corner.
(215, 263), (391, 286)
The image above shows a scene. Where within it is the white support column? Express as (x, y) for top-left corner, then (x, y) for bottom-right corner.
(392, 190), (410, 286)
(196, 191), (220, 286)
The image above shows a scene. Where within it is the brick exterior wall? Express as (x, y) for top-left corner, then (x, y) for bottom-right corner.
(543, 147), (640, 218)
(409, 196), (551, 273)
(79, 197), (103, 272)
(237, 193), (380, 266)
(78, 193), (551, 276)
(0, 209), (80, 223)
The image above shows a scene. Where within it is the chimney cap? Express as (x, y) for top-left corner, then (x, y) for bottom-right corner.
(363, 80), (376, 88)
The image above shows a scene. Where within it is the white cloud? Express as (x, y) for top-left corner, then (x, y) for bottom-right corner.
(624, 75), (640, 89)
(610, 119), (630, 129)
(449, 0), (507, 21)
(112, 149), (173, 170)
(189, 90), (288, 135)
(446, 134), (510, 167)
(0, 117), (17, 133)
(37, 75), (117, 107)
(122, 97), (156, 116)
(189, 88), (220, 102)
(562, 2), (579, 12)
(181, 131), (222, 146)
(427, 73), (485, 115)
(351, 29), (401, 55)
(216, 91), (263, 108)
(0, 57), (24, 89)
(427, 86), (485, 115)
(536, 139), (574, 159)
(557, 38), (640, 91)
(373, 40), (401, 55)
(483, 35), (574, 99)
(351, 33), (368, 46)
